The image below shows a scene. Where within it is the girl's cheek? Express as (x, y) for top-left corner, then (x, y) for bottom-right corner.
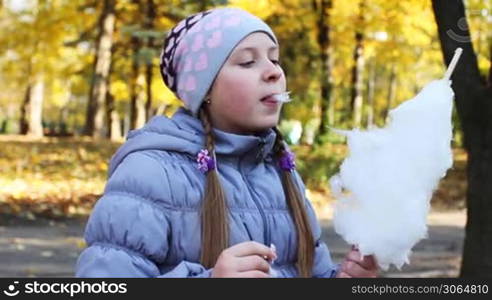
(222, 93), (251, 113)
(222, 79), (255, 106)
(216, 68), (258, 111)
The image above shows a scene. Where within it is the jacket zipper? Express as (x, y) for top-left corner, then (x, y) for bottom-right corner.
(255, 137), (267, 164)
(239, 137), (271, 246)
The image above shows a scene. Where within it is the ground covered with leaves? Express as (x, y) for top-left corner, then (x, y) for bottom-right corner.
(0, 135), (120, 219)
(0, 135), (467, 220)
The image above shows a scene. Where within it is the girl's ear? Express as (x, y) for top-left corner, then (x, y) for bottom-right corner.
(203, 91), (212, 105)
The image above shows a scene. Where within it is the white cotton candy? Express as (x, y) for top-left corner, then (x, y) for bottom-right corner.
(329, 79), (455, 270)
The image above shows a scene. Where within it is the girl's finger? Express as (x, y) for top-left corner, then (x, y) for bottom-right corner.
(337, 271), (352, 278)
(359, 255), (378, 270)
(346, 250), (378, 270)
(238, 270), (271, 278)
(228, 241), (276, 260)
(344, 260), (377, 278)
(346, 249), (363, 262)
(236, 255), (271, 273)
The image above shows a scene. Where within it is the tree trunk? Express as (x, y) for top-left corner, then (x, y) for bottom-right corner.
(385, 65), (397, 124)
(84, 0), (115, 138)
(328, 92), (335, 127)
(432, 0), (492, 277)
(366, 61), (376, 128)
(59, 105), (69, 136)
(488, 43), (491, 86)
(106, 88), (121, 141)
(27, 77), (44, 137)
(350, 0), (365, 129)
(19, 77), (44, 138)
(145, 62), (153, 121)
(130, 55), (147, 130)
(314, 0), (333, 144)
(105, 57), (121, 141)
(145, 0), (156, 121)
(19, 85), (30, 135)
(131, 84), (147, 130)
(154, 103), (167, 116)
(129, 0), (146, 130)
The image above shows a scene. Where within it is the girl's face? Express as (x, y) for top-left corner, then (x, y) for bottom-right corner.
(207, 32), (286, 135)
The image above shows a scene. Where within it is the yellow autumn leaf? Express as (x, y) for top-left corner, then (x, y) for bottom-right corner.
(98, 162), (108, 171)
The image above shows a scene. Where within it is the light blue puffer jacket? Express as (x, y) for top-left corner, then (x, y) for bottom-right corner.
(75, 107), (338, 278)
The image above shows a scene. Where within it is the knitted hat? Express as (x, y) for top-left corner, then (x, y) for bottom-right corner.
(159, 7), (278, 116)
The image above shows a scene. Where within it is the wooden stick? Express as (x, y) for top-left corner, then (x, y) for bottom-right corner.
(443, 48), (463, 80)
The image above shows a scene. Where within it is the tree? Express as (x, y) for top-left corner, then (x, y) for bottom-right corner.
(365, 60), (375, 128)
(144, 0), (156, 121)
(384, 65), (397, 124)
(313, 0), (333, 144)
(489, 43), (492, 86)
(127, 0), (146, 130)
(432, 0), (492, 277)
(19, 74), (44, 137)
(84, 0), (116, 138)
(350, 0), (365, 128)
(106, 82), (121, 140)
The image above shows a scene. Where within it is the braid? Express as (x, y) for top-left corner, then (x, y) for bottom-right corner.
(273, 127), (315, 277)
(200, 108), (215, 153)
(273, 126), (285, 154)
(198, 106), (229, 268)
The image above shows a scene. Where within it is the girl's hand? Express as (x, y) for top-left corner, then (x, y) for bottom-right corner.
(336, 246), (379, 278)
(211, 241), (277, 278)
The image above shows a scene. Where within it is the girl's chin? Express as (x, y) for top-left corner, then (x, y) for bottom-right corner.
(252, 118), (280, 131)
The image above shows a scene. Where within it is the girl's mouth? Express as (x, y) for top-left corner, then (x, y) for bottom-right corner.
(260, 95), (280, 106)
(260, 92), (292, 104)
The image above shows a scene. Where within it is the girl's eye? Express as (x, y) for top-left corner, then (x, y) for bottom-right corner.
(238, 59), (281, 67)
(239, 61), (255, 67)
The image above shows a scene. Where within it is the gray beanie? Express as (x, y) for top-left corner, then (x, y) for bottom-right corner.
(159, 7), (278, 116)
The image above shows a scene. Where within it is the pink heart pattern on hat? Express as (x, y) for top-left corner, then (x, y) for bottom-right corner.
(184, 57), (193, 72)
(191, 34), (204, 52)
(224, 15), (241, 27)
(204, 16), (221, 31)
(175, 41), (189, 57)
(185, 75), (196, 91)
(195, 53), (208, 71)
(207, 31), (222, 48)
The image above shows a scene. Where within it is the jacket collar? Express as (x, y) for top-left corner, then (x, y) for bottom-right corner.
(172, 107), (277, 160)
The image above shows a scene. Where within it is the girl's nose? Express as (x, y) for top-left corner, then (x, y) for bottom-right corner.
(262, 61), (283, 82)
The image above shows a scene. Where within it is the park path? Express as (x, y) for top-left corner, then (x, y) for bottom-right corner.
(0, 210), (465, 277)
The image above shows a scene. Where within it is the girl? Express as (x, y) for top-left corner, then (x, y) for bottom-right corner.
(75, 7), (378, 278)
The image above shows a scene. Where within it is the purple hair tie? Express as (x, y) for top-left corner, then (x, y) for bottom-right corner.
(279, 149), (296, 172)
(197, 149), (215, 173)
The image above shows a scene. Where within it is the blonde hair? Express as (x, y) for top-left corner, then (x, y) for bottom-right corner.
(198, 106), (315, 277)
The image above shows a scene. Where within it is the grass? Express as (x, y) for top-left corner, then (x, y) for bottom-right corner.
(0, 135), (467, 219)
